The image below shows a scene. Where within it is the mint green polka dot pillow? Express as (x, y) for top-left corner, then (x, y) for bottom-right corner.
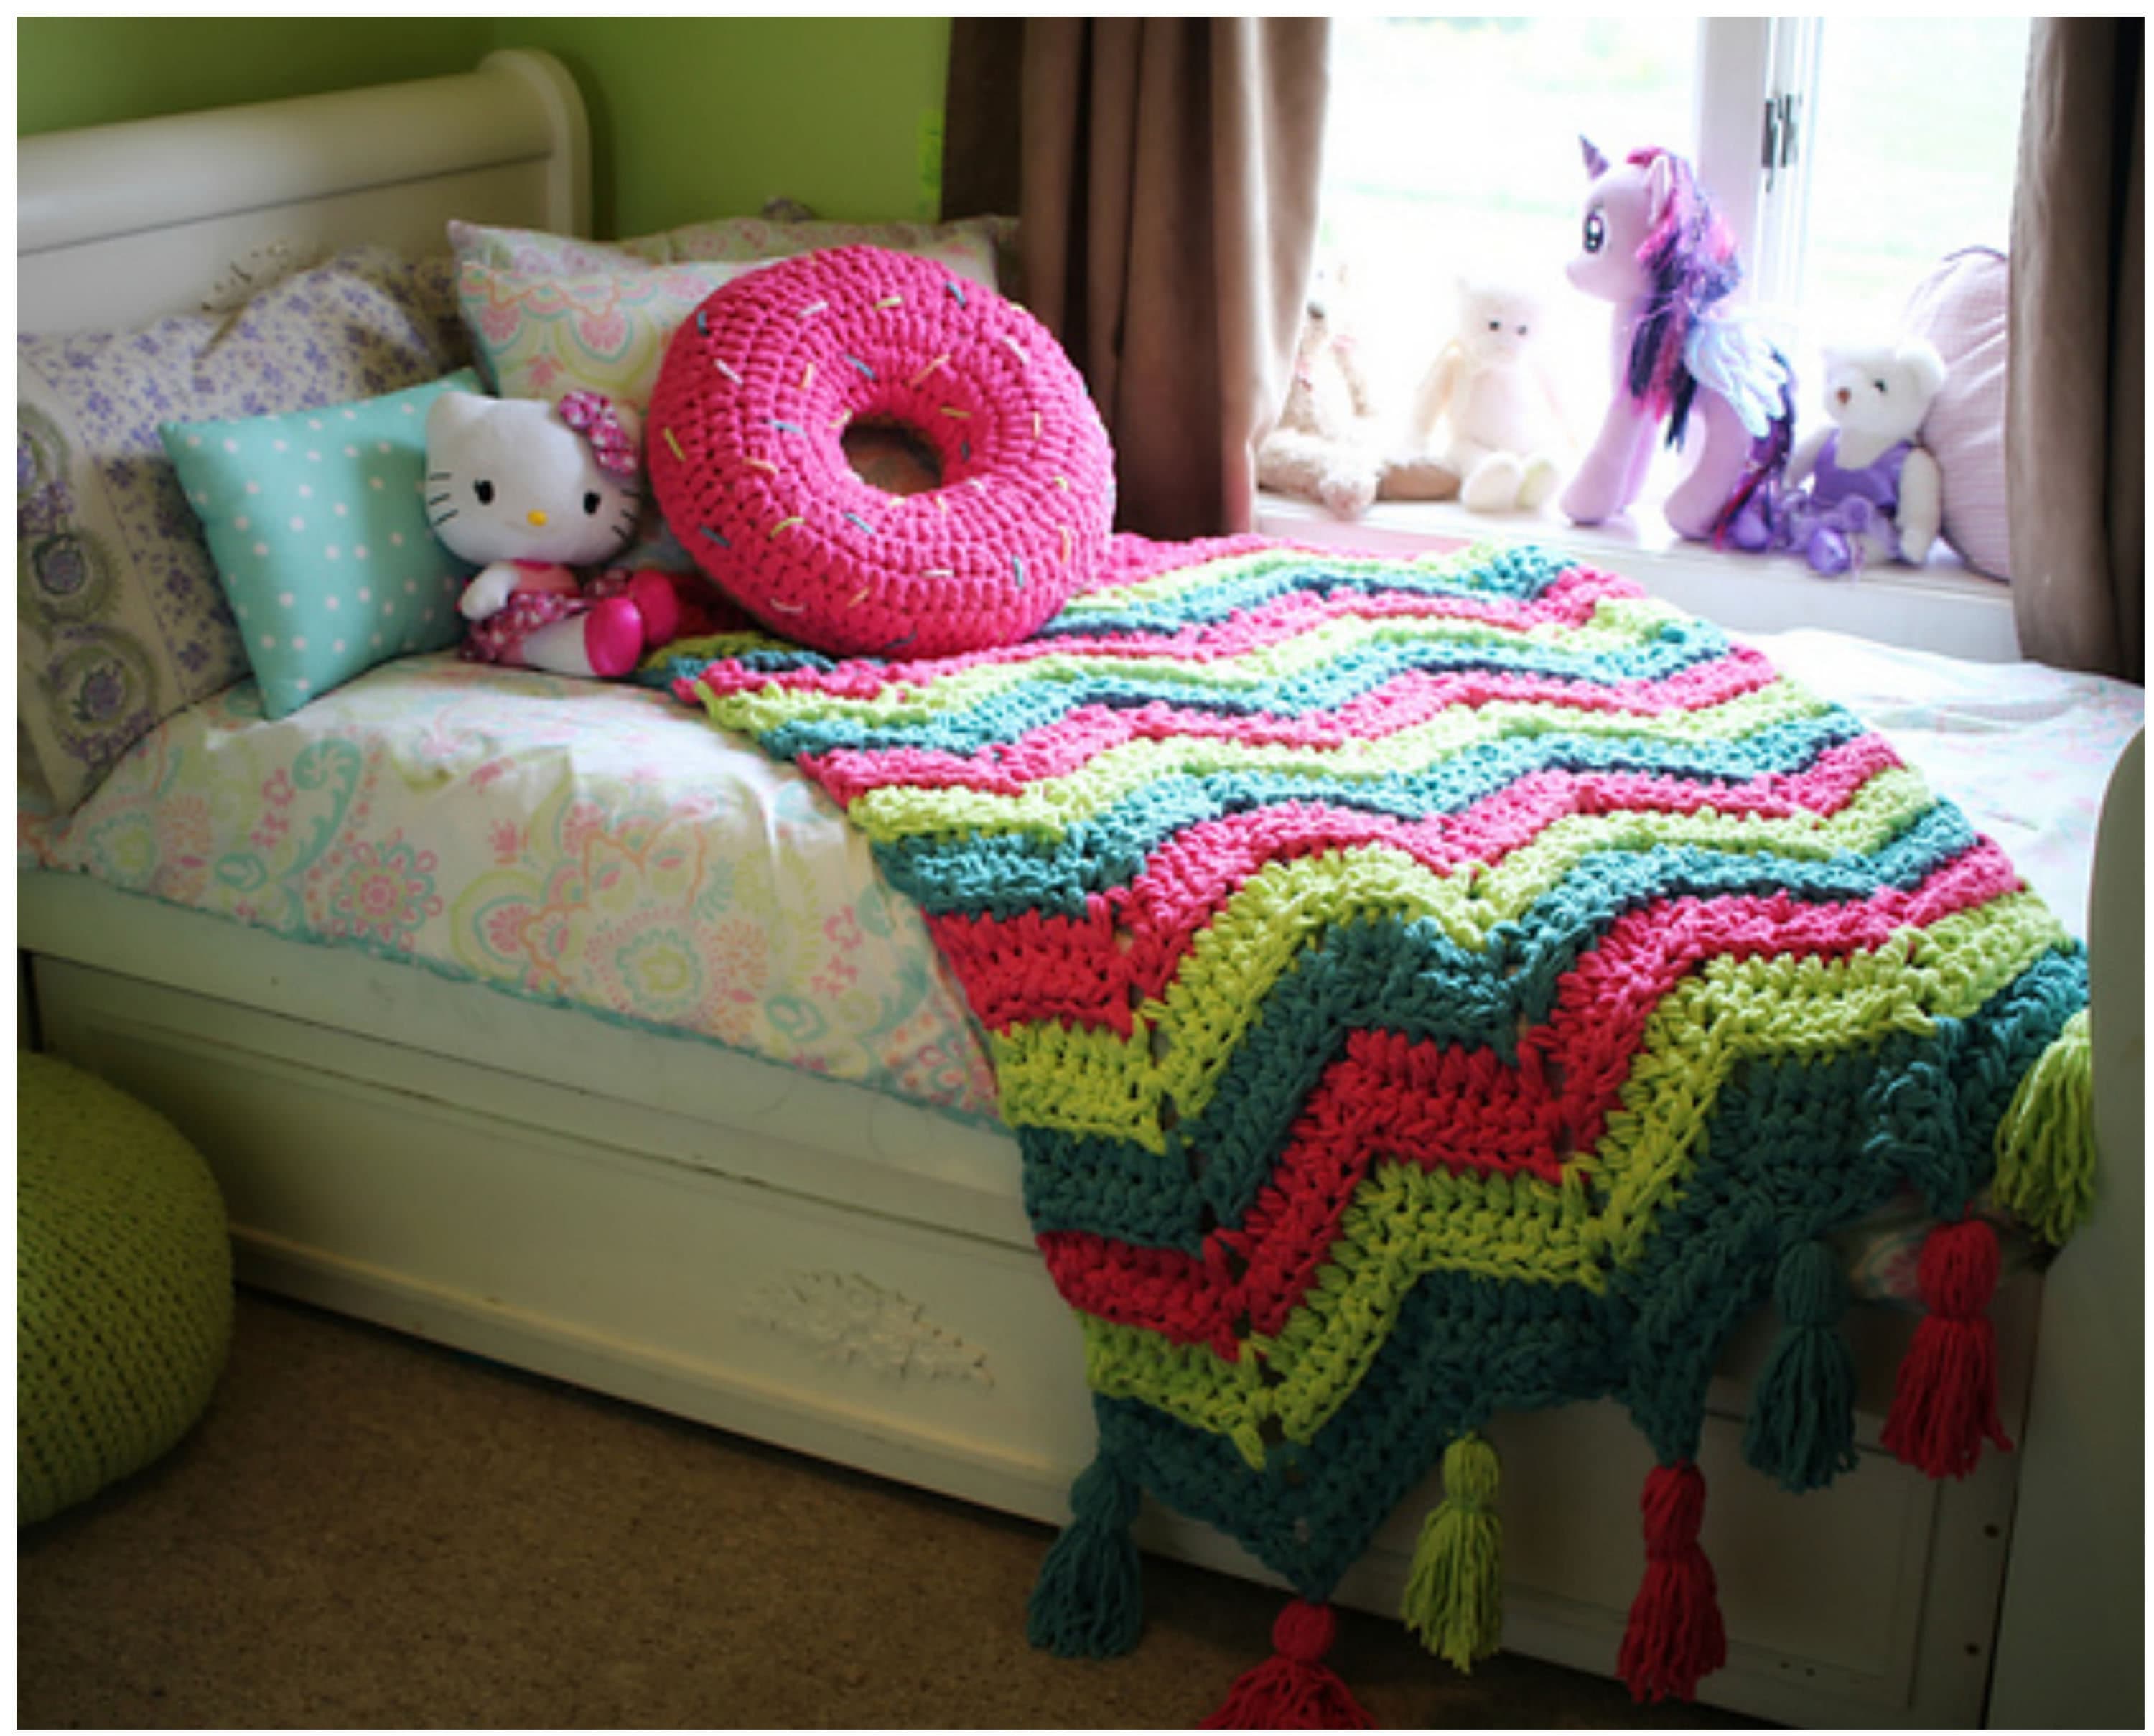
(160, 370), (480, 719)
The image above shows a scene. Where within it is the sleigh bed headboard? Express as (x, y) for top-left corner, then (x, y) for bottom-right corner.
(16, 48), (589, 333)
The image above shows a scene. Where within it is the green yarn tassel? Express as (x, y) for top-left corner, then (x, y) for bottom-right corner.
(1402, 1432), (1503, 1671)
(1027, 1456), (1145, 1658)
(1993, 1009), (2097, 1245)
(1743, 1239), (1858, 1493)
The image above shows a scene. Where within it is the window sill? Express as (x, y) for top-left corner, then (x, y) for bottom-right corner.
(1254, 491), (2020, 664)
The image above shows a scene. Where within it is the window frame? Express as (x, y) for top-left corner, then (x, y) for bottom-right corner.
(1692, 17), (1824, 312)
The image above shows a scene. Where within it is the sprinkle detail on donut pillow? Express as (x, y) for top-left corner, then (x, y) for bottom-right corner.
(646, 246), (1116, 658)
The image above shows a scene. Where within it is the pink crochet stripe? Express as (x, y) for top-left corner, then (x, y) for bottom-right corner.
(803, 648), (1783, 803)
(678, 562), (1638, 708)
(1099, 531), (1289, 587)
(1037, 839), (2027, 1356)
(933, 734), (1914, 1035)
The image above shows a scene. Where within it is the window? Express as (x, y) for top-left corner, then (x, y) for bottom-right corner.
(1318, 17), (2031, 448)
(1319, 18), (1702, 432)
(1789, 17), (2030, 342)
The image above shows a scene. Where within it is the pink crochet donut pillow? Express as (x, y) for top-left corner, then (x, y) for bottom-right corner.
(647, 245), (1116, 658)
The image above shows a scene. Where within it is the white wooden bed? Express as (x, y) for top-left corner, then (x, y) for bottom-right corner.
(14, 52), (2145, 1727)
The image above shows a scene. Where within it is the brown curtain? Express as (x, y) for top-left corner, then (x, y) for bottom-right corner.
(2008, 17), (2144, 681)
(945, 18), (1330, 541)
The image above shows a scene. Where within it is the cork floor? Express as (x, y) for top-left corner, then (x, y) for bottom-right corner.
(17, 1289), (1750, 1729)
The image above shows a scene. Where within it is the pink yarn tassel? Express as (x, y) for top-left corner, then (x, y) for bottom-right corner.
(1618, 1462), (1727, 1704)
(1201, 1600), (1374, 1729)
(1880, 1218), (2013, 1478)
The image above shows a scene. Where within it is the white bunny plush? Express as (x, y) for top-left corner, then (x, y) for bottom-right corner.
(424, 389), (715, 678)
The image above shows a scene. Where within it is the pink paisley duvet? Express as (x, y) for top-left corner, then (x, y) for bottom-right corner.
(18, 652), (999, 1120)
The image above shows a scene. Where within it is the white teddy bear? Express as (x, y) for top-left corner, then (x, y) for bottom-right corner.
(1404, 277), (1567, 513)
(1773, 337), (1949, 574)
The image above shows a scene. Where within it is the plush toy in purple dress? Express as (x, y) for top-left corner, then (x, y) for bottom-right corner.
(1774, 435), (1913, 574)
(1761, 339), (1949, 577)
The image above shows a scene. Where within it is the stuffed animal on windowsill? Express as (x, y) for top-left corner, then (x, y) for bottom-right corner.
(1764, 338), (1949, 576)
(1560, 138), (1797, 543)
(424, 390), (732, 678)
(1404, 276), (1570, 513)
(1257, 272), (1460, 519)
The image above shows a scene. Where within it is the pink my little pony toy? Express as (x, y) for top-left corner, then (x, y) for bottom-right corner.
(1560, 139), (1794, 545)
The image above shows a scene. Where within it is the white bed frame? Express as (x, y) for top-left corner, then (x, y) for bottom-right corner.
(15, 52), (2145, 1727)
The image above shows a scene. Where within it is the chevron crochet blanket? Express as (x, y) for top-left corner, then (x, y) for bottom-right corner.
(671, 536), (2095, 1722)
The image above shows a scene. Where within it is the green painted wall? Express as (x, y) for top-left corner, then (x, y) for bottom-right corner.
(495, 18), (951, 237)
(15, 17), (954, 236)
(13, 18), (493, 136)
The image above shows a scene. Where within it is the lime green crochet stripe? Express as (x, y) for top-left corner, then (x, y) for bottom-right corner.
(1075, 892), (2069, 1463)
(699, 591), (1706, 748)
(845, 678), (1829, 847)
(644, 628), (785, 671)
(992, 766), (1938, 1148)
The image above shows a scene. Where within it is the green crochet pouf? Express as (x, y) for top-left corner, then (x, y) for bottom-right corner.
(18, 1053), (233, 1526)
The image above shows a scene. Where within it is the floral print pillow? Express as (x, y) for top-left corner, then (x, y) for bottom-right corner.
(455, 255), (768, 412)
(448, 214), (1010, 417)
(17, 246), (472, 811)
(449, 211), (1013, 289)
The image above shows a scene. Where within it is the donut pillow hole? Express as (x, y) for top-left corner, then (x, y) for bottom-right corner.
(648, 245), (1117, 658)
(841, 421), (945, 498)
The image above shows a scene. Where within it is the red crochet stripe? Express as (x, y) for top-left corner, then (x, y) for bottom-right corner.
(803, 647), (1781, 804)
(933, 733), (1911, 1037)
(1036, 841), (2024, 1356)
(680, 561), (1634, 706)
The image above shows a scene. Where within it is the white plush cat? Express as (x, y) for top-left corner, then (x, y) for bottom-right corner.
(424, 389), (703, 678)
(1404, 278), (1568, 513)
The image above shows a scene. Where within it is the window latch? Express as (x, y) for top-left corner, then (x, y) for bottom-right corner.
(1761, 92), (1801, 188)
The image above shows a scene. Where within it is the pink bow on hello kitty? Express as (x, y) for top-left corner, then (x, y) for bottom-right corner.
(556, 391), (639, 477)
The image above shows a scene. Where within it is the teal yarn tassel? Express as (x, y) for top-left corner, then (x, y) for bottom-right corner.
(1743, 1239), (1858, 1493)
(1027, 1456), (1145, 1657)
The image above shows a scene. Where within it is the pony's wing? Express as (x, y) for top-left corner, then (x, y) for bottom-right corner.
(1687, 317), (1791, 441)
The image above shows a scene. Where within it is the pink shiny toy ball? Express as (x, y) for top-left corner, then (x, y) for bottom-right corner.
(647, 245), (1117, 658)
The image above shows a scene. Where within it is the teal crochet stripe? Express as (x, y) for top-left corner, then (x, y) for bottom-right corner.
(746, 611), (1743, 761)
(1045, 541), (1580, 632)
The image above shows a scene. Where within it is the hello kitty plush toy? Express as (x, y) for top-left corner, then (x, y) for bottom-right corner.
(424, 389), (717, 678)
